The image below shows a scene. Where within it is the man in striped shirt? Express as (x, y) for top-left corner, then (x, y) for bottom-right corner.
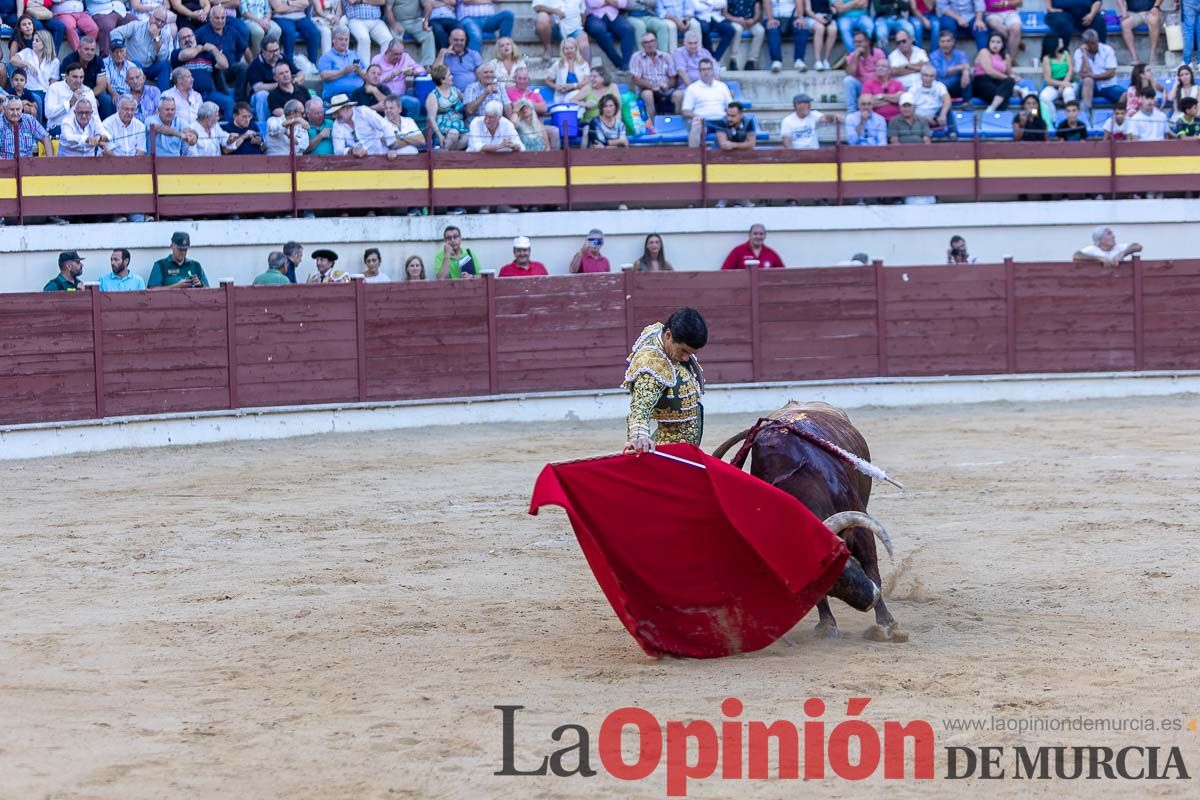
(0, 96), (52, 159)
(630, 32), (681, 121)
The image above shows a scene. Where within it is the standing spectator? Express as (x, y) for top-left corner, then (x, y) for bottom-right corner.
(61, 37), (115, 117)
(1039, 34), (1075, 108)
(103, 93), (148, 154)
(386, 0), (436, 66)
(936, 0), (987, 51)
(724, 0), (764, 71)
(910, 65), (951, 136)
(282, 240), (304, 281)
(672, 28), (716, 86)
(146, 96), (196, 154)
(1056, 98), (1088, 139)
(681, 57), (731, 145)
(983, 0), (1020, 55)
(404, 255), (426, 280)
(188, 99), (230, 154)
(720, 223), (784, 269)
(196, 6), (250, 92)
(362, 247), (391, 281)
(434, 225), (481, 279)
(930, 28), (970, 104)
(270, 0), (322, 60)
(694, 0), (735, 63)
(588, 93), (628, 145)
(569, 229), (612, 273)
(888, 92), (931, 141)
(433, 27), (481, 93)
(381, 94), (424, 154)
(126, 66), (163, 121)
(1103, 101), (1133, 139)
(946, 234), (974, 263)
(350, 62), (394, 112)
(46, 63), (100, 132)
(843, 93), (887, 144)
(547, 36), (590, 101)
(1168, 65), (1198, 120)
(585, 0), (636, 70)
(1073, 226), (1141, 266)
(101, 249), (148, 290)
(630, 30), (681, 122)
(832, 0), (872, 52)
(1074, 29), (1122, 114)
(307, 249), (351, 283)
(1012, 92), (1048, 141)
(162, 66), (203, 126)
(305, 97), (335, 153)
(43, 252), (86, 291)
(343, 0), (390, 65)
(498, 235), (549, 276)
(241, 0), (283, 55)
(1046, 0), (1106, 47)
(225, 101), (264, 152)
(425, 62), (468, 149)
(55, 0), (101, 52)
(318, 26), (366, 101)
(779, 92), (839, 149)
(764, 0), (813, 73)
(0, 95), (52, 158)
(873, 0), (914, 46)
(113, 8), (175, 89)
(148, 231), (209, 289)
(656, 0), (700, 50)
(373, 36), (426, 101)
(633, 233), (674, 270)
(171, 27), (233, 120)
(626, 0), (671, 53)
(329, 93), (391, 154)
(535, 0), (591, 62)
(972, 31), (1018, 112)
(842, 28), (885, 112)
(862, 58), (904, 120)
(1184, 0), (1200, 71)
(246, 38), (295, 120)
(253, 250), (293, 284)
(464, 62), (510, 120)
(1129, 85), (1168, 140)
(427, 0), (458, 50)
(265, 97), (308, 152)
(888, 28), (928, 90)
(909, 0), (939, 51)
(267, 59), (310, 114)
(467, 99), (524, 152)
(1173, 97), (1200, 137)
(59, 99), (112, 156)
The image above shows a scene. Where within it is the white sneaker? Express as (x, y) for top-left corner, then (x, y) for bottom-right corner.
(794, 59), (807, 72)
(495, 204), (519, 213)
(714, 199), (727, 208)
(771, 60), (782, 73)
(735, 199), (755, 208)
(821, 59), (832, 70)
(477, 206), (492, 214)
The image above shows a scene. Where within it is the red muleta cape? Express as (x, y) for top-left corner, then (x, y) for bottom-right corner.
(528, 444), (849, 659)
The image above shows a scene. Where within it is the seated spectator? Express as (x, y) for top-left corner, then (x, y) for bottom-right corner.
(862, 59), (904, 120)
(1168, 65), (1198, 121)
(720, 223), (784, 269)
(657, 0), (702, 53)
(911, 65), (952, 136)
(588, 93), (629, 146)
(585, 0), (635, 70)
(386, 0), (437, 65)
(1039, 34), (1075, 108)
(631, 30), (681, 122)
(148, 231), (209, 289)
(12, 31), (59, 113)
(1046, 0), (1106, 48)
(930, 28), (971, 104)
(61, 37), (114, 117)
(196, 6), (250, 92)
(350, 63), (394, 112)
(1056, 99), (1088, 140)
(464, 63), (511, 120)
(343, 0), (391, 67)
(832, 0), (872, 53)
(146, 96), (196, 154)
(983, 0), (1020, 55)
(888, 92), (931, 142)
(55, 0), (101, 52)
(763, 0), (812, 73)
(307, 248), (351, 283)
(1122, 63), (1164, 115)
(427, 0), (459, 51)
(268, 60), (311, 115)
(305, 98), (335, 153)
(937, 0), (988, 51)
(241, 0), (283, 55)
(46, 63), (100, 132)
(313, 0), (347, 54)
(569, 228), (612, 273)
(946, 235), (974, 263)
(842, 29), (885, 113)
(126, 66), (162, 121)
(404, 254), (426, 280)
(426, 63), (469, 150)
(1073, 226), (1141, 267)
(381, 94), (424, 156)
(330, 94), (392, 155)
(101, 249), (147, 290)
(1011, 93), (1047, 141)
(724, 0), (765, 71)
(779, 92), (840, 149)
(973, 31), (1018, 113)
(43, 251), (86, 292)
(6, 70), (41, 124)
(909, 0), (938, 52)
(673, 29), (717, 87)
(362, 247), (390, 281)
(695, 0), (735, 63)
(434, 225), (481, 279)
(103, 93), (148, 154)
(246, 37), (296, 120)
(372, 37), (426, 110)
(318, 26), (367, 102)
(162, 67), (204, 129)
(270, 0), (323, 61)
(843, 93), (887, 145)
(681, 58), (731, 146)
(189, 100), (230, 154)
(626, 0), (671, 54)
(113, 8), (175, 90)
(512, 97), (552, 150)
(633, 233), (674, 271)
(499, 235), (549, 277)
(253, 250), (293, 284)
(547, 36), (590, 102)
(266, 98), (309, 153)
(488, 36), (526, 88)
(225, 101), (264, 153)
(568, 65), (620, 124)
(535, 0), (591, 62)
(874, 0), (913, 46)
(434, 28), (482, 93)
(1102, 101), (1133, 139)
(0, 95), (52, 159)
(100, 37), (135, 117)
(888, 28), (928, 90)
(1129, 85), (1168, 141)
(712, 99), (755, 148)
(171, 25), (233, 120)
(507, 67), (549, 118)
(1173, 97), (1200, 138)
(456, 0), (514, 54)
(467, 99), (524, 151)
(1074, 29), (1121, 114)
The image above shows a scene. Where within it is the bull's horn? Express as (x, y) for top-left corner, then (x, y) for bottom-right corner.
(711, 428), (752, 461)
(822, 511), (895, 562)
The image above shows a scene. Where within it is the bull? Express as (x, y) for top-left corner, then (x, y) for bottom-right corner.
(713, 401), (907, 643)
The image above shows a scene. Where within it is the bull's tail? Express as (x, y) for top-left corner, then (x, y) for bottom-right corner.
(711, 428), (753, 461)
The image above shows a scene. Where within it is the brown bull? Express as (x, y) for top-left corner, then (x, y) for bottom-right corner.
(713, 401), (907, 643)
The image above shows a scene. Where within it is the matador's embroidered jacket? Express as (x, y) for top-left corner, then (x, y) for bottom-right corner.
(622, 322), (705, 446)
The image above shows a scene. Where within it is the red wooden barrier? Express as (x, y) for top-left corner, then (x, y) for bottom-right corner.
(0, 291), (96, 424)
(1141, 258), (1200, 371)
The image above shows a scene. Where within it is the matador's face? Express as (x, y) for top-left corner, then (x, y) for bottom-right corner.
(662, 329), (698, 363)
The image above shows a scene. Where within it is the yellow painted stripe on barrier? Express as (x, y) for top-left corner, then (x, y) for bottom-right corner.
(433, 167), (566, 189)
(570, 163), (701, 185)
(22, 173), (153, 197)
(0, 177), (16, 199)
(841, 159), (974, 182)
(707, 162), (837, 184)
(158, 173), (291, 195)
(979, 157), (1110, 179)
(1114, 155), (1200, 176)
(296, 169), (428, 192)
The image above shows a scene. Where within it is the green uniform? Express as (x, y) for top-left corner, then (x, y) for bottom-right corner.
(252, 269), (292, 285)
(147, 256), (209, 288)
(43, 273), (83, 292)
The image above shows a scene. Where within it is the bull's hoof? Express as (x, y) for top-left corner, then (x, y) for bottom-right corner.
(864, 623), (909, 643)
(814, 620), (840, 640)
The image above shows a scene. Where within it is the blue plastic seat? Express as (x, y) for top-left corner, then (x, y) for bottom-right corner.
(979, 110), (1015, 140)
(950, 109), (976, 139)
(536, 85), (555, 105)
(633, 113), (688, 145)
(726, 79), (752, 109)
(1087, 108), (1113, 136)
(1021, 11), (1050, 36)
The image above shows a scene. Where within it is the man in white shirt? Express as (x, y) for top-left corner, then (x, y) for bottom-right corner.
(188, 101), (229, 156)
(887, 30), (928, 91)
(162, 67), (203, 128)
(1129, 87), (1169, 141)
(58, 99), (112, 156)
(909, 65), (952, 134)
(467, 100), (525, 152)
(266, 98), (310, 155)
(45, 63), (100, 131)
(381, 95), (424, 156)
(329, 93), (392, 156)
(103, 94), (147, 155)
(1073, 29), (1122, 113)
(779, 93), (839, 150)
(1073, 226), (1142, 267)
(681, 58), (731, 146)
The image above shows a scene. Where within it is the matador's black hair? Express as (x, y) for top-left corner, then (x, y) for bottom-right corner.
(666, 307), (708, 350)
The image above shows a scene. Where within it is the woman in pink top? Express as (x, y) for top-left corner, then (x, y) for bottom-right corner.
(972, 32), (1017, 112)
(1122, 63), (1164, 115)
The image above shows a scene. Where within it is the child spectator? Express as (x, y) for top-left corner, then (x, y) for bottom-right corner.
(1056, 99), (1087, 141)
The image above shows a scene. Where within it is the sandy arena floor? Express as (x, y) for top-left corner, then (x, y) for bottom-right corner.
(1, 396), (1198, 799)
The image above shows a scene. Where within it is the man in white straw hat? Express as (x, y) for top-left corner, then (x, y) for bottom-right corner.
(328, 93), (392, 156)
(498, 236), (548, 277)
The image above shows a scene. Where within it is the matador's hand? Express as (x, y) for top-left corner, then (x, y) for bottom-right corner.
(623, 435), (655, 455)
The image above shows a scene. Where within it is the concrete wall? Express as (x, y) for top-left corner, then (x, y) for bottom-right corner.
(3, 198), (1196, 293)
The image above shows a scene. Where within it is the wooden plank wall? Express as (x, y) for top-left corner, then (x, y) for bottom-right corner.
(0, 292), (96, 425)
(1141, 259), (1200, 371)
